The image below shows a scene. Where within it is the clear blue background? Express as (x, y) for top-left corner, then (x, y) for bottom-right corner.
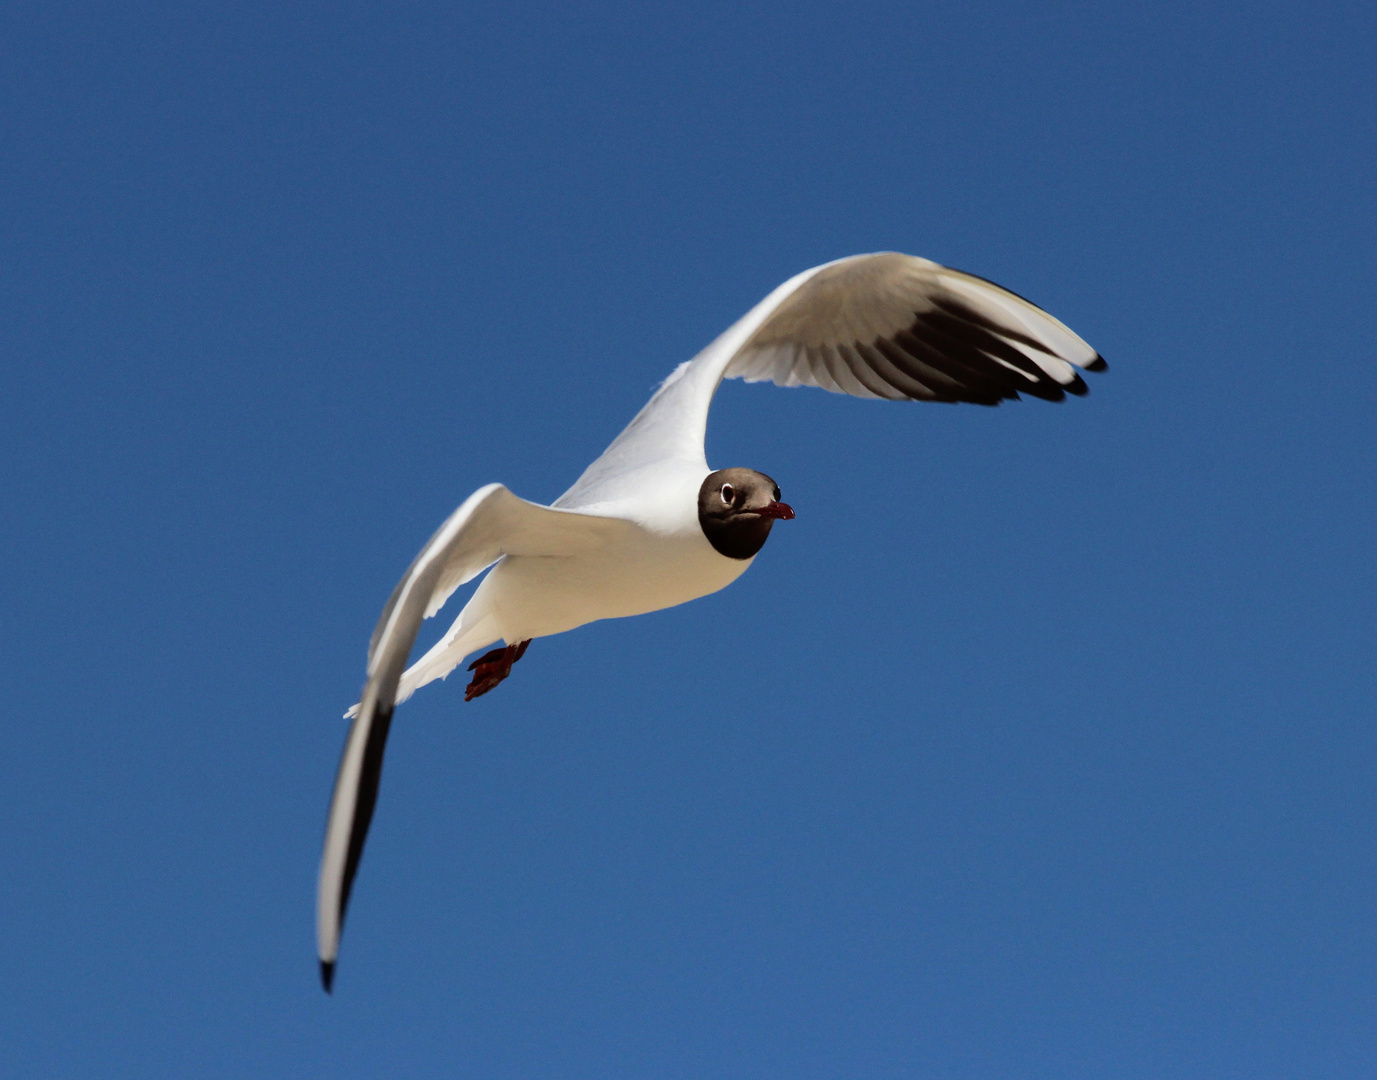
(3, 2), (1375, 1076)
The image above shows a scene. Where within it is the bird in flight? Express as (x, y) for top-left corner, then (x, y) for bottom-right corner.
(316, 251), (1105, 991)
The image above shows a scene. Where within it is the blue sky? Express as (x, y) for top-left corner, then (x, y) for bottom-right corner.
(3, 1), (1376, 1076)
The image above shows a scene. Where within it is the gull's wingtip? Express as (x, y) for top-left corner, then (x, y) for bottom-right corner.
(320, 959), (335, 994)
(1085, 354), (1108, 372)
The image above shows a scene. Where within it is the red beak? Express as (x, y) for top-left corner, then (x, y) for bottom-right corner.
(754, 501), (795, 520)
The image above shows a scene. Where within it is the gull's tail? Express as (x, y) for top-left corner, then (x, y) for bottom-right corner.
(343, 603), (502, 719)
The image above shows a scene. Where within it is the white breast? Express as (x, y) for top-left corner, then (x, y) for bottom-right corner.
(480, 524), (751, 643)
(479, 462), (750, 643)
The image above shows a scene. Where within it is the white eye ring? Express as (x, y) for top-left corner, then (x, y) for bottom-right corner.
(720, 483), (734, 504)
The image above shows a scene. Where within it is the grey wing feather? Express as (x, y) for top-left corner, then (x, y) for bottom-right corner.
(726, 252), (1104, 405)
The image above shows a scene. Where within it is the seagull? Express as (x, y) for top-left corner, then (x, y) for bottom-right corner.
(316, 251), (1104, 991)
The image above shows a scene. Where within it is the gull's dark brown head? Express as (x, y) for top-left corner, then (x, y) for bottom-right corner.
(697, 467), (795, 560)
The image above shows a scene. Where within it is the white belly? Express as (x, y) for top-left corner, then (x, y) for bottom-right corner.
(478, 525), (751, 643)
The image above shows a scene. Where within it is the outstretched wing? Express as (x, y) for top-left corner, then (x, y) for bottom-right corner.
(317, 484), (629, 991)
(557, 253), (1103, 509)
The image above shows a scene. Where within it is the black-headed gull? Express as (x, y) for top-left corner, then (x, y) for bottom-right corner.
(317, 252), (1105, 990)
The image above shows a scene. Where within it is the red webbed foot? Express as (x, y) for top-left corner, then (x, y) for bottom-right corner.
(464, 639), (531, 701)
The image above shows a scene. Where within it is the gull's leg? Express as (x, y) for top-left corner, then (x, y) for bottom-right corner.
(464, 639), (531, 701)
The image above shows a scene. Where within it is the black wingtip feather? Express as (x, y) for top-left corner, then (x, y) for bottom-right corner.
(321, 700), (396, 994)
(338, 703), (395, 930)
(1064, 372), (1089, 396)
(1085, 354), (1108, 372)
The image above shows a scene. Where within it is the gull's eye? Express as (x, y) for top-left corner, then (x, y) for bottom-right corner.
(720, 483), (734, 505)
(772, 485), (781, 501)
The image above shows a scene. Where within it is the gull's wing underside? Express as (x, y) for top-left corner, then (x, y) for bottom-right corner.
(557, 253), (1103, 509)
(317, 485), (630, 990)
